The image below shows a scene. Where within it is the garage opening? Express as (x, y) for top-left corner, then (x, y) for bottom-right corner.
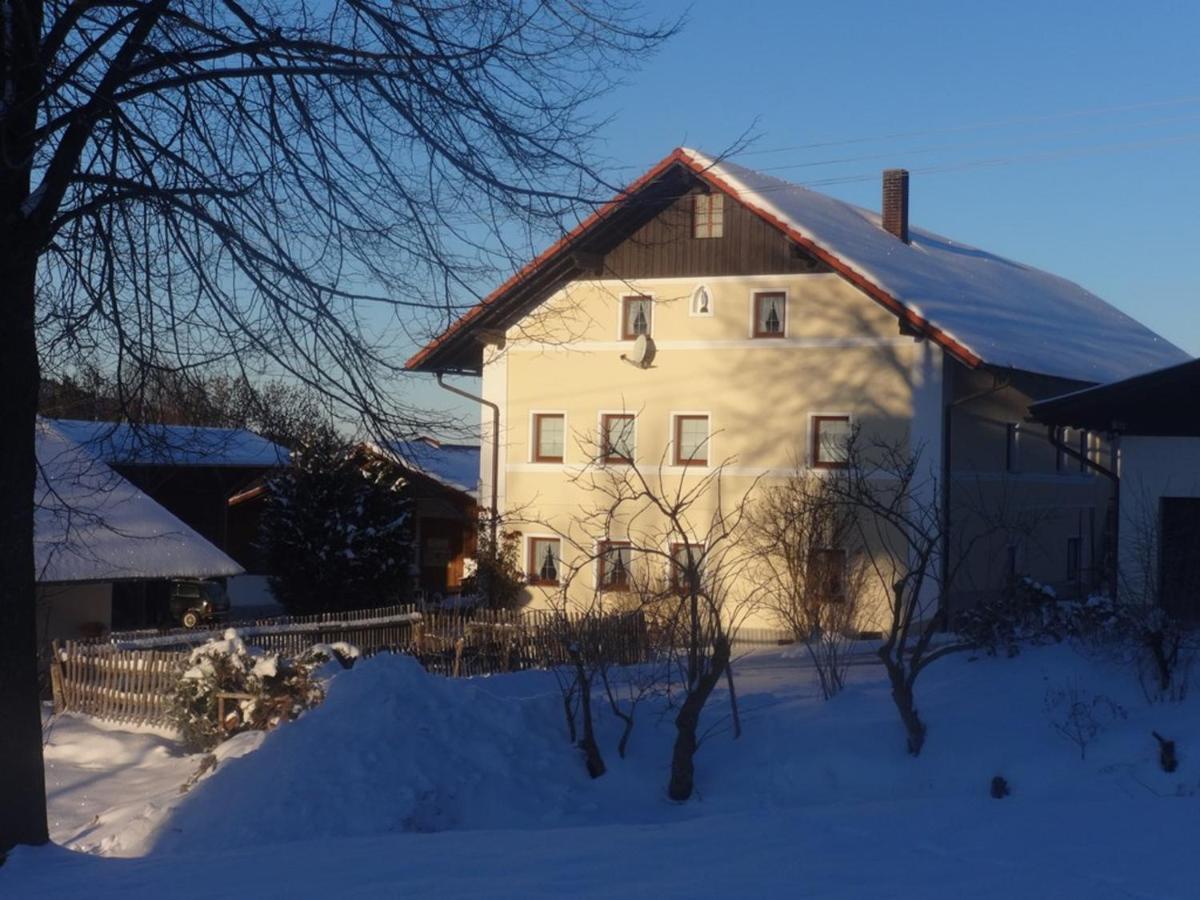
(1159, 497), (1200, 621)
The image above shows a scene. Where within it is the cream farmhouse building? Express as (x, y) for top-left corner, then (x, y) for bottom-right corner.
(407, 149), (1187, 628)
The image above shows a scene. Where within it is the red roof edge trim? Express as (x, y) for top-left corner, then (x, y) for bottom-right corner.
(674, 153), (982, 369)
(404, 148), (692, 372)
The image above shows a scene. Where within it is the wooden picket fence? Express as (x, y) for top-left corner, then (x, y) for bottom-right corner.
(411, 609), (648, 677)
(50, 641), (184, 727)
(53, 607), (650, 726)
(106, 604), (422, 656)
(731, 626), (796, 648)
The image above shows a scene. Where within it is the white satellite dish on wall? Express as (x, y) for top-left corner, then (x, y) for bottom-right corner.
(620, 333), (653, 369)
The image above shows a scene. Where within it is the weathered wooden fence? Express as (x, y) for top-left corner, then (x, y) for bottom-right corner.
(411, 609), (648, 677)
(731, 626), (796, 648)
(54, 607), (649, 726)
(50, 641), (183, 726)
(106, 604), (422, 655)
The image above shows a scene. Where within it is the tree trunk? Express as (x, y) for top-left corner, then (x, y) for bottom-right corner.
(0, 257), (49, 850)
(667, 636), (730, 801)
(570, 650), (605, 778)
(881, 655), (926, 756)
(0, 0), (50, 851)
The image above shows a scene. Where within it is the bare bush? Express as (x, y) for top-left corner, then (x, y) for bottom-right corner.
(540, 432), (761, 801)
(1044, 680), (1126, 760)
(821, 431), (1041, 755)
(749, 463), (868, 699)
(1113, 488), (1199, 702)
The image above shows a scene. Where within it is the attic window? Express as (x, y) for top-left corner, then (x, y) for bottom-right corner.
(753, 291), (786, 338)
(694, 192), (723, 239)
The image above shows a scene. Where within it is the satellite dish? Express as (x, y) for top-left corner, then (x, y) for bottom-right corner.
(620, 333), (654, 369)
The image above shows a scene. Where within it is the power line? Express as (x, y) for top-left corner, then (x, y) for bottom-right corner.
(730, 93), (1200, 159)
(747, 111), (1200, 176)
(791, 130), (1200, 189)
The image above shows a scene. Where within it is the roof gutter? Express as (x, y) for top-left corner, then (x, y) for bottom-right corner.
(436, 373), (499, 548)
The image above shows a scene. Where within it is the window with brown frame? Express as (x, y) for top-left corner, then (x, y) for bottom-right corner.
(621, 295), (653, 340)
(598, 541), (632, 591)
(811, 415), (851, 468)
(532, 413), (564, 463)
(669, 542), (702, 594)
(753, 291), (786, 338)
(805, 548), (847, 603)
(673, 415), (709, 466)
(528, 537), (562, 586)
(601, 413), (635, 464)
(693, 192), (724, 239)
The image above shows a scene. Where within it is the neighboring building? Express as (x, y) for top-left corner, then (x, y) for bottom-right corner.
(229, 437), (480, 604)
(1031, 358), (1200, 620)
(49, 418), (289, 620)
(35, 419), (242, 643)
(365, 438), (479, 601)
(405, 148), (1188, 627)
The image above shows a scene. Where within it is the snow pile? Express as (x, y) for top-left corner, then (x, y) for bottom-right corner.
(41, 713), (264, 858)
(11, 643), (1200, 897)
(151, 654), (586, 852)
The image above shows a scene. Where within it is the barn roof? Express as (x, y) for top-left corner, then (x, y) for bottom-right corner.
(1029, 357), (1200, 437)
(35, 419), (243, 583)
(368, 438), (480, 498)
(407, 148), (1188, 384)
(50, 419), (290, 468)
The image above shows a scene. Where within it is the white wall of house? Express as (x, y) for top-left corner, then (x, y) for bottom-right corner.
(1118, 436), (1200, 601)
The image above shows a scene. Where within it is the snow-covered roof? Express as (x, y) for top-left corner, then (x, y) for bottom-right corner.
(684, 149), (1189, 383)
(49, 419), (289, 468)
(372, 438), (480, 497)
(407, 148), (1189, 384)
(35, 419), (244, 583)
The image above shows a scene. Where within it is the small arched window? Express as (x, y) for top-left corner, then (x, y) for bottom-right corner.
(690, 284), (713, 317)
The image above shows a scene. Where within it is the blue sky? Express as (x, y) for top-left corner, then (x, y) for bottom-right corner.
(405, 0), (1200, 428)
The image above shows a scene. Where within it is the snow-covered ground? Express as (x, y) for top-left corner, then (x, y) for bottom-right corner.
(6, 643), (1199, 898)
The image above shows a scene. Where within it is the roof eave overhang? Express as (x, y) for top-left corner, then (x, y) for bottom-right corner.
(406, 148), (985, 374)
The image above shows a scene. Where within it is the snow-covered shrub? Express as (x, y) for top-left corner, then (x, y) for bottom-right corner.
(1066, 596), (1196, 702)
(168, 630), (349, 752)
(1043, 679), (1126, 760)
(958, 577), (1060, 657)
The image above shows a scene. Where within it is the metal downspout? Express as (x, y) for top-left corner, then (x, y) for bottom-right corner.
(436, 372), (500, 548)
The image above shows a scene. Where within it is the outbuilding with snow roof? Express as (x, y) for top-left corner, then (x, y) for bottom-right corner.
(1031, 359), (1200, 621)
(34, 419), (244, 645)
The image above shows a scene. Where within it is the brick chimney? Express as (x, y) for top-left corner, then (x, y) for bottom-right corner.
(882, 168), (910, 243)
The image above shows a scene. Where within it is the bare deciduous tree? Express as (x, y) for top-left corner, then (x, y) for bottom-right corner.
(541, 432), (761, 801)
(1, 0), (676, 848)
(749, 460), (869, 700)
(822, 433), (1041, 756)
